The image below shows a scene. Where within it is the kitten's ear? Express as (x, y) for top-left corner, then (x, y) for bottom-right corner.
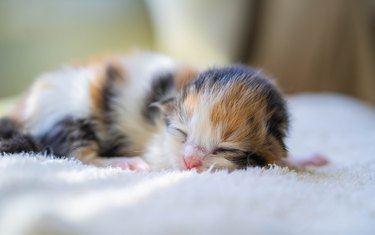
(174, 65), (199, 90)
(149, 98), (176, 114)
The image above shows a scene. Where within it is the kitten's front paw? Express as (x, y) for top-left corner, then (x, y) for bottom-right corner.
(102, 157), (150, 171)
(287, 154), (329, 168)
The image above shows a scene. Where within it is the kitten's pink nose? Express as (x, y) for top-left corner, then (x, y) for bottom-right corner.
(184, 156), (202, 170)
(183, 144), (205, 169)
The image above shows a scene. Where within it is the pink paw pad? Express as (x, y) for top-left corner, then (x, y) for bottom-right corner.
(294, 154), (329, 167)
(104, 157), (150, 171)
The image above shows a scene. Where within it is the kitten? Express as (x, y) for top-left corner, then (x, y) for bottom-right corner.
(0, 52), (290, 171)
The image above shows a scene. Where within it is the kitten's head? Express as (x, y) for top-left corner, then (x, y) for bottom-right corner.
(161, 65), (289, 171)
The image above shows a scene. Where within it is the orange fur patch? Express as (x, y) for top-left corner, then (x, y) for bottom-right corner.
(210, 82), (268, 148)
(71, 143), (99, 163)
(210, 81), (287, 163)
(183, 91), (198, 116)
(175, 66), (199, 90)
(89, 60), (126, 119)
(90, 72), (106, 118)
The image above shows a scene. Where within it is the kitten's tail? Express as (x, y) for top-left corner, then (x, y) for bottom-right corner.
(0, 117), (41, 154)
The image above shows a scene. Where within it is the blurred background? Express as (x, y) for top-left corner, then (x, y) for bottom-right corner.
(0, 0), (374, 104)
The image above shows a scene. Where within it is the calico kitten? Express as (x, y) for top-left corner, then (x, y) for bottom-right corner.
(0, 53), (290, 171)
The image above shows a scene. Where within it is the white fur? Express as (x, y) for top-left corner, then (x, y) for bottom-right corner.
(166, 86), (237, 170)
(17, 52), (180, 154)
(22, 66), (96, 136)
(111, 53), (178, 155)
(143, 129), (181, 170)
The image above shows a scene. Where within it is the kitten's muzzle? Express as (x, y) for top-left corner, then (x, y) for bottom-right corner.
(183, 144), (206, 170)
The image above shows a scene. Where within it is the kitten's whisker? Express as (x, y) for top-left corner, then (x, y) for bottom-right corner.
(208, 163), (216, 172)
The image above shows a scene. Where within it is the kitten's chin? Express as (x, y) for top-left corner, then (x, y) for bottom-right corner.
(169, 155), (187, 170)
(203, 158), (238, 172)
(170, 159), (237, 172)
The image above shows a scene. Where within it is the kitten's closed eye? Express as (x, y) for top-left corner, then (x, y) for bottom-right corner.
(167, 127), (187, 143)
(212, 147), (242, 155)
(219, 149), (267, 167)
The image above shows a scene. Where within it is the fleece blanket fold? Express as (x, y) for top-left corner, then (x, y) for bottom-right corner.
(0, 93), (374, 235)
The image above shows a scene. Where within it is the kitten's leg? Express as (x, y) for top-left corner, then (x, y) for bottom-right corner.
(70, 144), (150, 171)
(93, 156), (150, 171)
(61, 142), (149, 171)
(39, 117), (149, 171)
(0, 117), (41, 153)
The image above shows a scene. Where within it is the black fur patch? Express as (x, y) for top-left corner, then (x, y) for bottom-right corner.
(38, 117), (98, 157)
(193, 65), (260, 91)
(102, 65), (122, 113)
(246, 152), (268, 167)
(0, 118), (19, 139)
(261, 82), (289, 150)
(266, 97), (288, 150)
(98, 132), (129, 157)
(230, 152), (268, 168)
(101, 64), (123, 125)
(142, 73), (175, 123)
(0, 118), (41, 154)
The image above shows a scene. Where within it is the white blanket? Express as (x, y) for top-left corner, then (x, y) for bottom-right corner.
(0, 94), (374, 235)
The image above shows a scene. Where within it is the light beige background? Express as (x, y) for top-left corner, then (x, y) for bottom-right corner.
(0, 0), (152, 97)
(1, 0), (374, 104)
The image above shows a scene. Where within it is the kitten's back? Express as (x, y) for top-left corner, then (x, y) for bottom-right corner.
(5, 53), (191, 158)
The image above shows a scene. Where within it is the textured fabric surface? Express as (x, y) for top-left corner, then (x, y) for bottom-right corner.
(0, 93), (374, 235)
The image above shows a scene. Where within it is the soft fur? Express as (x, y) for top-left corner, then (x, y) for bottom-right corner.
(1, 52), (288, 171)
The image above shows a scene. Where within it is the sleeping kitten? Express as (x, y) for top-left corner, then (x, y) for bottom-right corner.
(0, 52), (291, 171)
